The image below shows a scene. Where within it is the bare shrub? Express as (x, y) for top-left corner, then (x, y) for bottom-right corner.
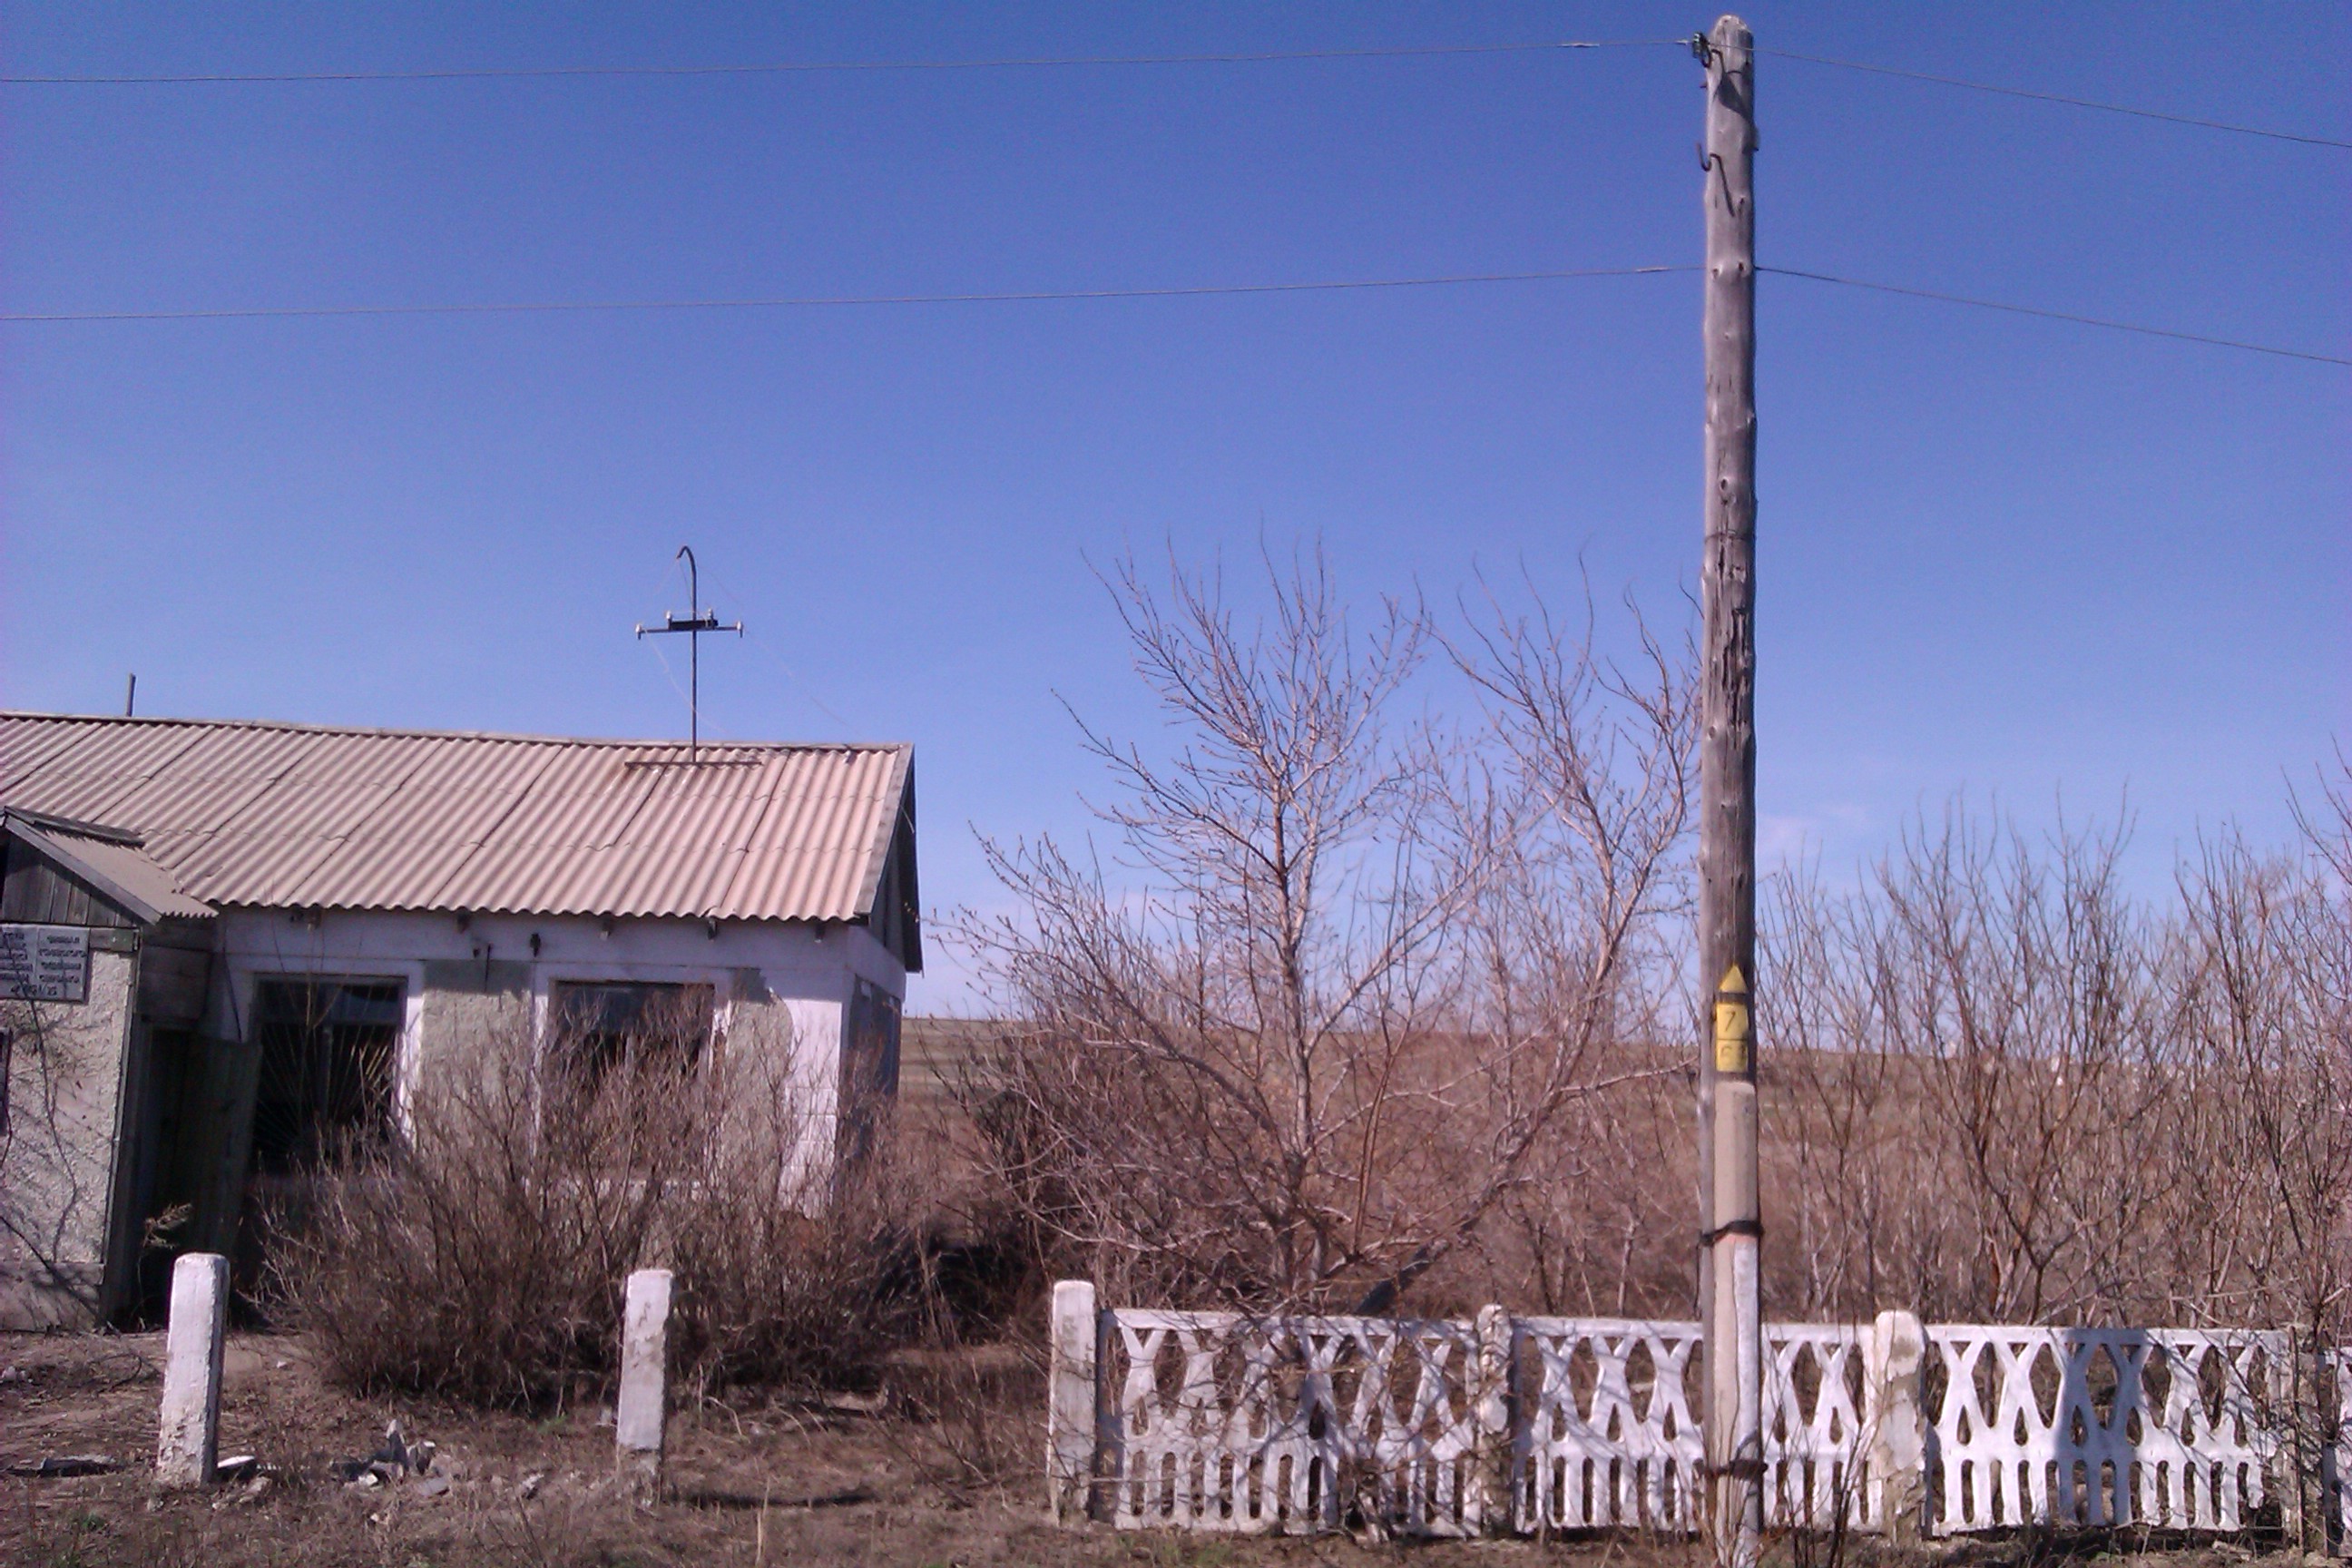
(952, 544), (2348, 1346)
(956, 547), (1693, 1314)
(667, 1058), (934, 1397)
(1759, 787), (2351, 1338)
(272, 1007), (931, 1407)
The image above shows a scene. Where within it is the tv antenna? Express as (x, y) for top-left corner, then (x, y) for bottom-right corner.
(635, 544), (742, 760)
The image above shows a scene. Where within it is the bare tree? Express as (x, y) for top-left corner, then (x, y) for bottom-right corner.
(958, 548), (1692, 1313)
(1753, 787), (2351, 1338)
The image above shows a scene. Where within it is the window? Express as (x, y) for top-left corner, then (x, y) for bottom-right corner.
(249, 978), (405, 1174)
(549, 981), (712, 1085)
(838, 978), (901, 1167)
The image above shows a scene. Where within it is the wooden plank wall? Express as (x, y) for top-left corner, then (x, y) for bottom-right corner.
(0, 836), (137, 928)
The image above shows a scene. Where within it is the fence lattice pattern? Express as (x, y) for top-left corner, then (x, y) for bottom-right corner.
(1926, 1327), (2288, 1533)
(1099, 1308), (1500, 1534)
(1050, 1289), (2351, 1546)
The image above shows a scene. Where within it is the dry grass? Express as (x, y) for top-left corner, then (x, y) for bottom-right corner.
(1, 1328), (2312, 1567)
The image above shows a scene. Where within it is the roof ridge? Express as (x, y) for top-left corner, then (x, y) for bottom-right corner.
(0, 710), (908, 753)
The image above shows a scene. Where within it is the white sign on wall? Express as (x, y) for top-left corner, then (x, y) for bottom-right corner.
(0, 924), (91, 1003)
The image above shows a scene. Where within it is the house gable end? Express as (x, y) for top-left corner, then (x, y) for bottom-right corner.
(1, 826), (144, 929)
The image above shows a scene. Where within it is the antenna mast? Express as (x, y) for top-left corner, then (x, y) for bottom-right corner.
(635, 545), (743, 760)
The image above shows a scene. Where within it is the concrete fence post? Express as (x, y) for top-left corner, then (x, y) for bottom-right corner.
(1046, 1279), (1098, 1523)
(1471, 1304), (1515, 1534)
(615, 1268), (673, 1500)
(1867, 1309), (1926, 1541)
(155, 1252), (230, 1490)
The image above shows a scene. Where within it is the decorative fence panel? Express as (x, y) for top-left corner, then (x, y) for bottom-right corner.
(1044, 1283), (2347, 1551)
(1512, 1318), (1703, 1532)
(1925, 1326), (2290, 1534)
(1094, 1308), (1504, 1535)
(1765, 1322), (1883, 1534)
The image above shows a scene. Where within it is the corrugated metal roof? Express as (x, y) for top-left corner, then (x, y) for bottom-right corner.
(0, 714), (913, 926)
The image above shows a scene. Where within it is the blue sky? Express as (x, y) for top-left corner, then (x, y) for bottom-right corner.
(4, 4), (2346, 1008)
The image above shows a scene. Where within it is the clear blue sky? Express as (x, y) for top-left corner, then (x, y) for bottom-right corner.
(4, 4), (2346, 1008)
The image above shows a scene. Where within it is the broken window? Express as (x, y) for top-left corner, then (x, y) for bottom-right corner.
(549, 981), (712, 1086)
(249, 978), (405, 1174)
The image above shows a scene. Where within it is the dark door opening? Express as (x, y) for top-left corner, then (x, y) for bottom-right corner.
(237, 977), (404, 1302)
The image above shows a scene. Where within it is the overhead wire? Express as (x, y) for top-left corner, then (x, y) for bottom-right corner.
(0, 38), (1684, 85)
(0, 265), (1694, 323)
(1759, 267), (2351, 367)
(1, 37), (2340, 363)
(2, 262), (2341, 368)
(4, 33), (2339, 155)
(1757, 46), (2350, 151)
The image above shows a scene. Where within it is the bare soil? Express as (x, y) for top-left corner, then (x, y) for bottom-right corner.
(0, 1328), (2321, 1568)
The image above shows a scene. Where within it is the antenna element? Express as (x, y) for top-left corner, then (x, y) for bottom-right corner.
(634, 545), (743, 760)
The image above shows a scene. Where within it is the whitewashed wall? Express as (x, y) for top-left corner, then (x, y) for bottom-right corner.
(209, 908), (903, 1168)
(0, 946), (137, 1326)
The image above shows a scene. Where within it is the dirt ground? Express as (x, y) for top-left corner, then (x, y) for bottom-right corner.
(0, 1329), (2327, 1568)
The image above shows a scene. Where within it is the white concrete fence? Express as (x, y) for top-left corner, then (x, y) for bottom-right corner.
(1047, 1280), (2352, 1547)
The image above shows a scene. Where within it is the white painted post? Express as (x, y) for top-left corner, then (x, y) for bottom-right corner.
(1471, 1304), (1514, 1534)
(615, 1268), (673, 1499)
(1867, 1309), (1926, 1541)
(155, 1252), (229, 1490)
(1046, 1279), (1097, 1523)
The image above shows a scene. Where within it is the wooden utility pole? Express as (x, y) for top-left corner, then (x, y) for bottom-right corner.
(1695, 15), (1761, 1568)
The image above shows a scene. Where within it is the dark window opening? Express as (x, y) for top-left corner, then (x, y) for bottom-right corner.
(550, 981), (712, 1086)
(249, 978), (404, 1175)
(838, 978), (901, 1169)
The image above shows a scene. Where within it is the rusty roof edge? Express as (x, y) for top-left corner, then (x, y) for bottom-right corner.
(0, 710), (910, 754)
(204, 897), (819, 925)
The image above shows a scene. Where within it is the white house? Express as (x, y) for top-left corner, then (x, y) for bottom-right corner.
(0, 713), (918, 1327)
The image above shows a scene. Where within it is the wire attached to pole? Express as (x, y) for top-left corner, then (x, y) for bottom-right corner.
(1760, 266), (2352, 366)
(1758, 45), (2350, 151)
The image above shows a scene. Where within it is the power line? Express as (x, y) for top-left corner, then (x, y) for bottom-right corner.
(5, 261), (2341, 368)
(9, 33), (2343, 158)
(0, 265), (1692, 323)
(1759, 46), (2351, 151)
(0, 38), (1683, 85)
(1760, 266), (2352, 367)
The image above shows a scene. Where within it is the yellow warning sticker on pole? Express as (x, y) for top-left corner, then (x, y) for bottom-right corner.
(1713, 965), (1751, 1073)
